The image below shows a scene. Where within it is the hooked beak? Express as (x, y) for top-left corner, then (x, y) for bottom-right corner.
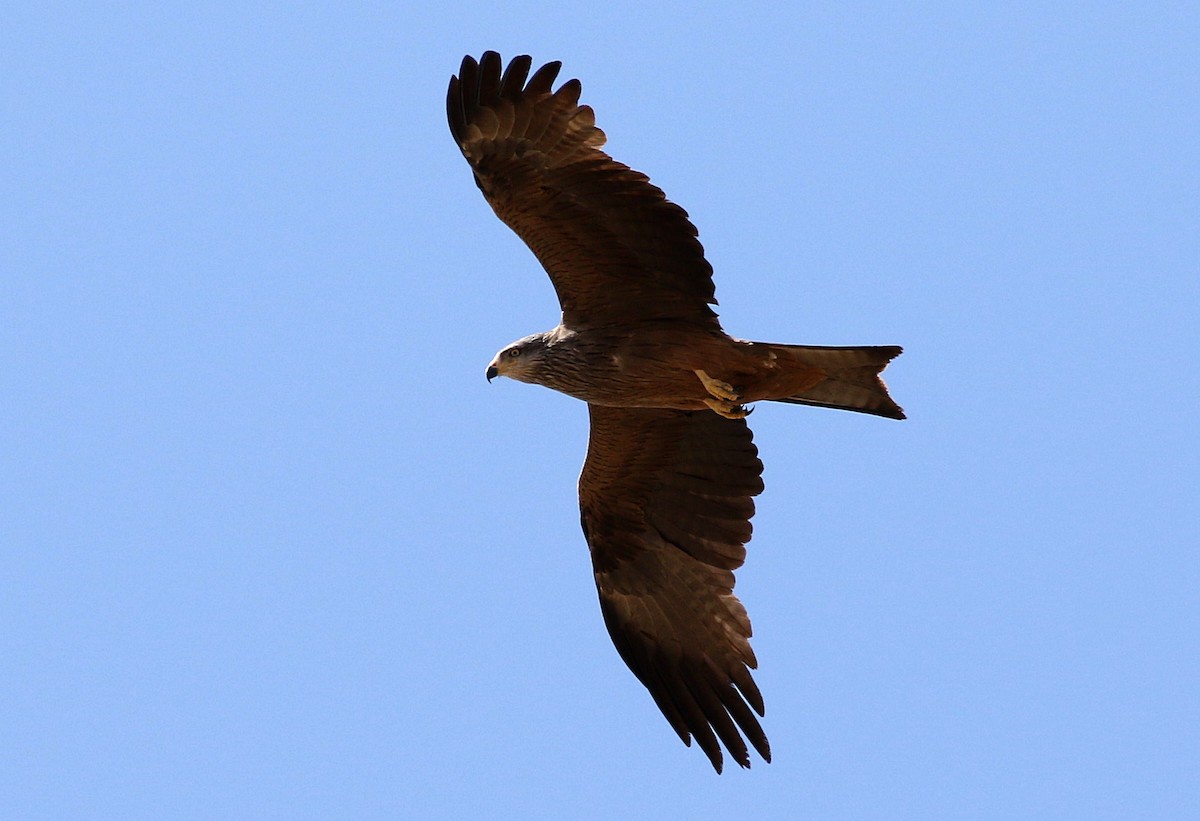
(485, 365), (498, 382)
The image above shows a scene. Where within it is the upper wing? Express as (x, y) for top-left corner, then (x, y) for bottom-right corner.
(579, 404), (770, 772)
(447, 52), (721, 330)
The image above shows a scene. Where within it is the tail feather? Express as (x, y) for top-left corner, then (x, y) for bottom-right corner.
(766, 344), (905, 420)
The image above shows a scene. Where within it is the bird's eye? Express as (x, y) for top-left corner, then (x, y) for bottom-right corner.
(506, 347), (521, 358)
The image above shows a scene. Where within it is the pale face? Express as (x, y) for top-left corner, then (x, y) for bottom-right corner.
(485, 333), (549, 384)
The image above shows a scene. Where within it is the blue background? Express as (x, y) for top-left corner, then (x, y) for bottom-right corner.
(3, 2), (1197, 818)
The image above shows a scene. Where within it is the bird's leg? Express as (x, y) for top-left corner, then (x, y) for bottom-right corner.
(695, 369), (752, 419)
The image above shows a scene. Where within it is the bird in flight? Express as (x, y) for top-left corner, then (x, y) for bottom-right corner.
(447, 52), (904, 772)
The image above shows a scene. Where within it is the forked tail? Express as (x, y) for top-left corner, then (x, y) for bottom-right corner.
(766, 344), (905, 419)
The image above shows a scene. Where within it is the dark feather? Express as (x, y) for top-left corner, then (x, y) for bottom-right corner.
(581, 406), (770, 772)
(447, 52), (720, 329)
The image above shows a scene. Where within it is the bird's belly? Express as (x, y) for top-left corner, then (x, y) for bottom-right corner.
(546, 330), (733, 410)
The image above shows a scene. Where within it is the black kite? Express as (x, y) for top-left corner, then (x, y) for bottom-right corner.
(447, 52), (904, 772)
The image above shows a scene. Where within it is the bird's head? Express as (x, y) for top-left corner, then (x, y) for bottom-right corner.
(486, 332), (551, 385)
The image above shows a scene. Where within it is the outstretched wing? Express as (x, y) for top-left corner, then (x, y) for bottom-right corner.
(447, 52), (721, 330)
(579, 405), (770, 772)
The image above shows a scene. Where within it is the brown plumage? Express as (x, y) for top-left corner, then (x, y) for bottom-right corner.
(448, 51), (904, 772)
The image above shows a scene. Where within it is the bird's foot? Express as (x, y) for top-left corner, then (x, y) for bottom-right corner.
(694, 369), (741, 402)
(703, 397), (753, 419)
(695, 370), (752, 418)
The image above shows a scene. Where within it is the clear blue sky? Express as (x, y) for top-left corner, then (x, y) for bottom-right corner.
(3, 2), (1197, 818)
